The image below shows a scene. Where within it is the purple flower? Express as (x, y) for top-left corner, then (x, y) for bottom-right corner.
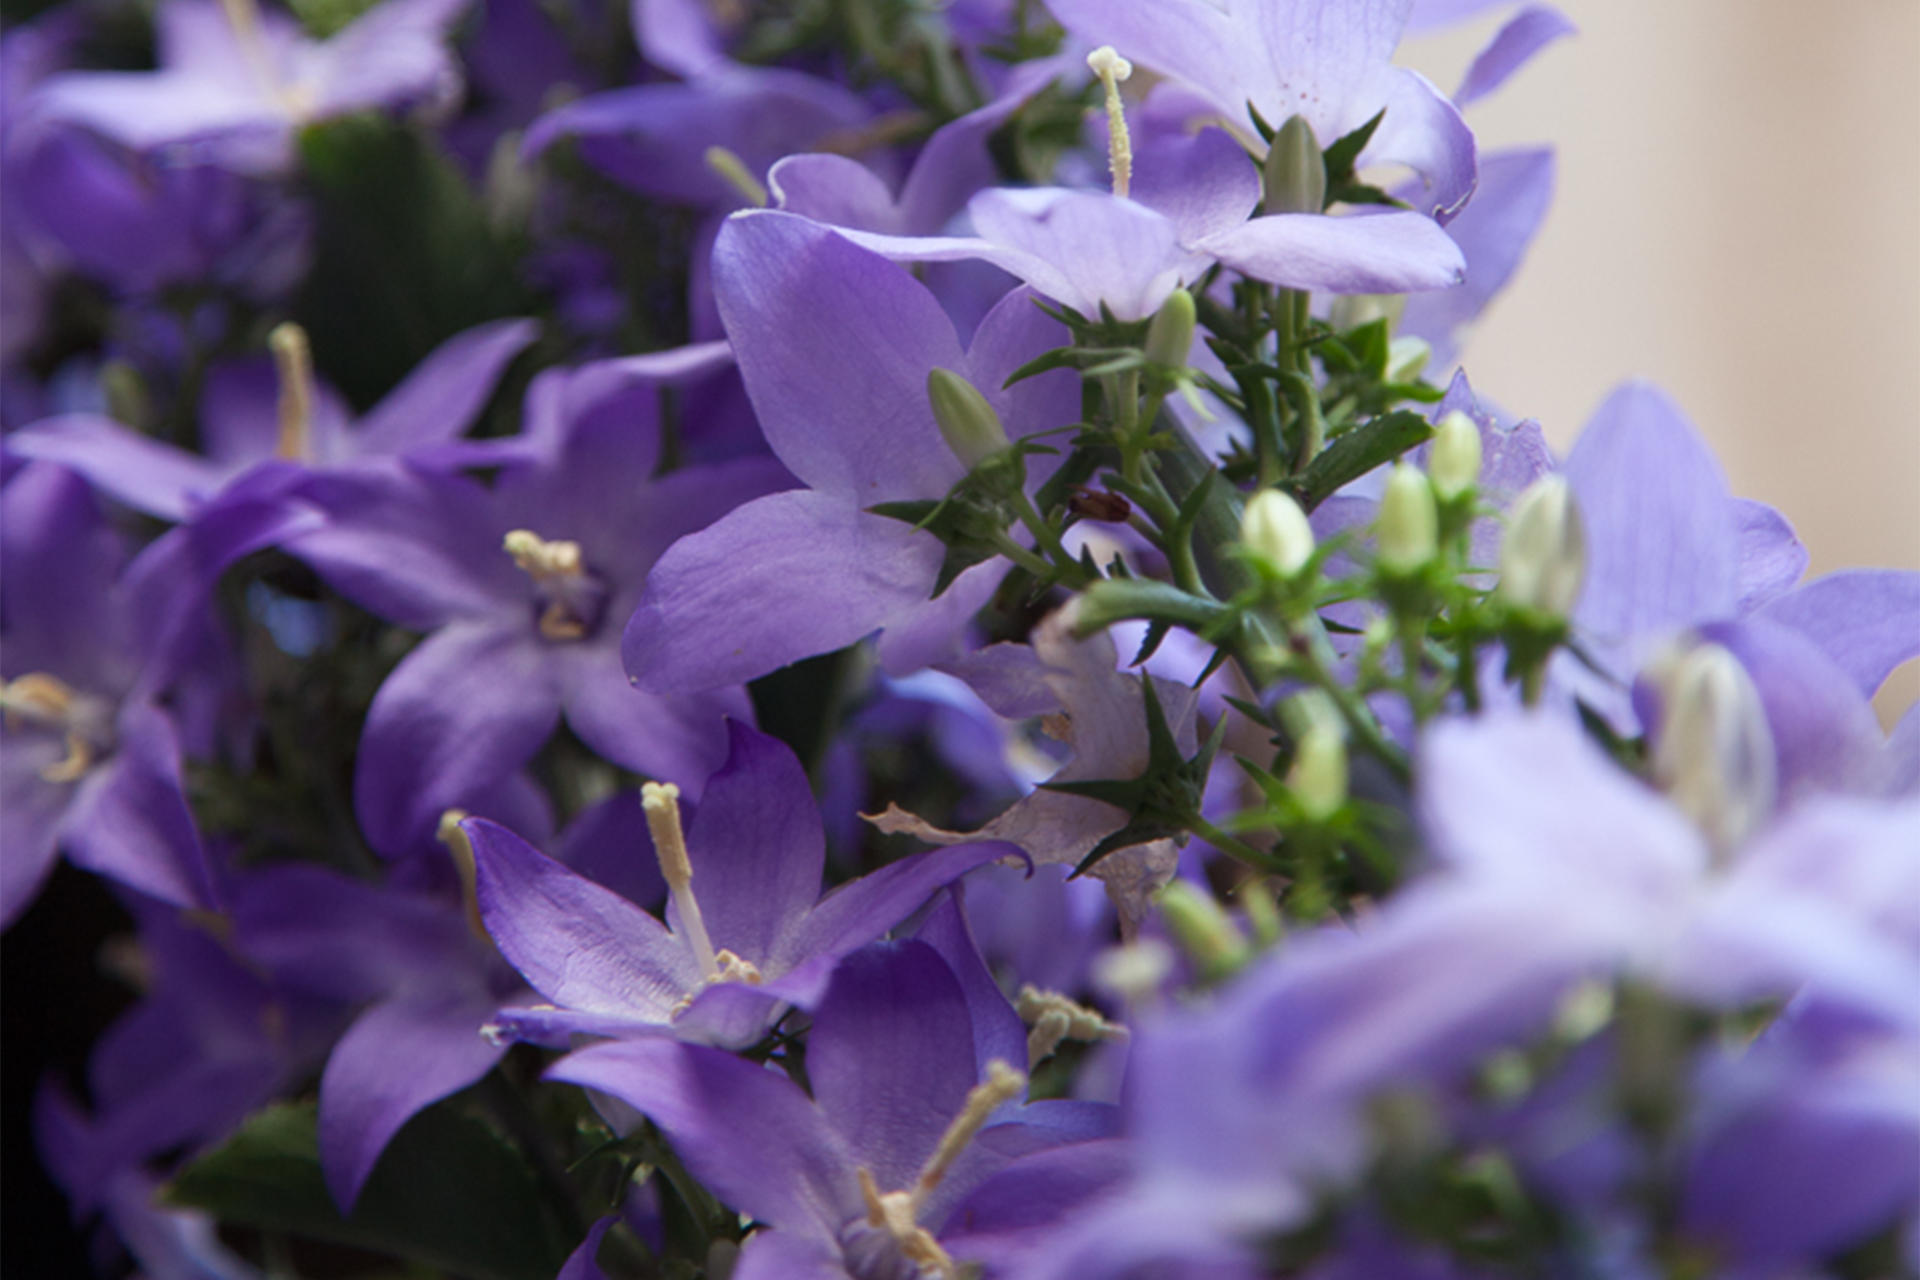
(0, 462), (221, 926)
(8, 317), (535, 524)
(28, 0), (470, 174)
(549, 923), (1116, 1280)
(280, 380), (787, 854)
(464, 721), (1022, 1049)
(624, 210), (1079, 693)
(826, 123), (1466, 321)
(1045, 0), (1478, 221)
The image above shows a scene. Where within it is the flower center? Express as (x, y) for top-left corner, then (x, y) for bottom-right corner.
(0, 673), (114, 783)
(270, 322), (315, 462)
(503, 530), (610, 641)
(841, 1060), (1027, 1280)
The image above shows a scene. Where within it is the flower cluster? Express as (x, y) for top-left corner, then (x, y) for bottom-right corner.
(4, 1), (1915, 1278)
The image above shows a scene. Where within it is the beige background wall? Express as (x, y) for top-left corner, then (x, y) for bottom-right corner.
(1404, 0), (1920, 716)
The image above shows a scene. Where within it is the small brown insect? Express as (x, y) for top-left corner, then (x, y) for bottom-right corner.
(1067, 487), (1132, 522)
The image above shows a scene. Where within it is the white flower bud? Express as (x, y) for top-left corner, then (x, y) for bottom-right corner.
(1242, 488), (1315, 577)
(1498, 475), (1585, 618)
(1386, 336), (1431, 385)
(1375, 464), (1438, 574)
(1428, 411), (1482, 502)
(927, 369), (1010, 468)
(1288, 722), (1348, 823)
(1649, 642), (1776, 857)
(1145, 289), (1196, 369)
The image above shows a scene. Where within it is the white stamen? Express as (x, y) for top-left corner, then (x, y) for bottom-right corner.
(504, 530), (592, 640)
(643, 782), (721, 980)
(1, 673), (96, 782)
(1086, 46), (1135, 198)
(269, 323), (314, 462)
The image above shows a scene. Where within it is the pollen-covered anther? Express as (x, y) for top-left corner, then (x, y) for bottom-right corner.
(858, 1169), (956, 1278)
(504, 530), (594, 639)
(1086, 45), (1135, 198)
(643, 781), (724, 981)
(1015, 985), (1127, 1067)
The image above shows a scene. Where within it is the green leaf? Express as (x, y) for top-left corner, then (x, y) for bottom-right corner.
(162, 1100), (573, 1280)
(1072, 578), (1233, 638)
(1296, 409), (1434, 509)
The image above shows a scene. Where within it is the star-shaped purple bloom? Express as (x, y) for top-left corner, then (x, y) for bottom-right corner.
(28, 0), (470, 174)
(465, 720), (1023, 1050)
(549, 919), (1116, 1280)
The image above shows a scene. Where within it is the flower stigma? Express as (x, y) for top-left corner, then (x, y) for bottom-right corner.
(851, 1059), (1028, 1279)
(270, 322), (315, 462)
(642, 781), (725, 982)
(1086, 46), (1135, 198)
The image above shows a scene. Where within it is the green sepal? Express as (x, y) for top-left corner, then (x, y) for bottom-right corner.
(1295, 409), (1435, 509)
(1042, 679), (1227, 878)
(1321, 108), (1386, 188)
(161, 1099), (574, 1280)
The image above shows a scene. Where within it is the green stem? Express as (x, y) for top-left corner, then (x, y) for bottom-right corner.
(1189, 815), (1285, 874)
(1291, 618), (1412, 783)
(989, 530), (1060, 582)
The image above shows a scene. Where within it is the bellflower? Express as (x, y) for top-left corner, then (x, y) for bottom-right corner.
(463, 721), (1022, 1049)
(0, 461), (221, 926)
(227, 861), (529, 1207)
(28, 0), (470, 174)
(828, 123), (1466, 322)
(7, 316), (535, 525)
(1045, 0), (1478, 222)
(549, 925), (1117, 1280)
(278, 380), (787, 854)
(624, 210), (1078, 693)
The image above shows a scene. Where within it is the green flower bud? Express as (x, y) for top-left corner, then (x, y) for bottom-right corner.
(1386, 335), (1430, 385)
(1498, 475), (1585, 618)
(1144, 289), (1196, 369)
(1287, 722), (1348, 823)
(1428, 410), (1482, 502)
(1263, 114), (1326, 216)
(1241, 488), (1315, 577)
(1156, 880), (1249, 980)
(1647, 641), (1775, 857)
(1375, 464), (1438, 574)
(927, 368), (1011, 468)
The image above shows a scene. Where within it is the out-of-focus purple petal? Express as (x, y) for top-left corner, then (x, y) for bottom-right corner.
(0, 741), (65, 928)
(769, 153), (903, 232)
(465, 817), (696, 1021)
(623, 490), (942, 694)
(713, 210), (966, 501)
(1564, 381), (1737, 657)
(308, 0), (469, 120)
(1453, 5), (1576, 108)
(350, 317), (537, 457)
(1757, 569), (1920, 700)
(318, 991), (506, 1208)
(1199, 208), (1466, 295)
(1701, 619), (1886, 802)
(549, 1037), (857, 1234)
(553, 644), (743, 791)
(355, 622), (560, 854)
(1418, 709), (1705, 892)
(731, 1229), (850, 1280)
(1729, 497), (1807, 613)
(556, 1216), (615, 1280)
(63, 702), (217, 911)
(6, 413), (224, 521)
